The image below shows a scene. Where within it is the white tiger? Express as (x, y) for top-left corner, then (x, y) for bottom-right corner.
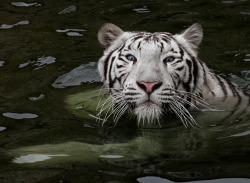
(97, 23), (248, 126)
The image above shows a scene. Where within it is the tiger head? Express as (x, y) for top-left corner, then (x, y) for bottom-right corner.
(97, 23), (204, 126)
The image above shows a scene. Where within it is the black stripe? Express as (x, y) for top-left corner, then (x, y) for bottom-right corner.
(226, 80), (239, 97)
(118, 44), (125, 58)
(127, 42), (132, 50)
(182, 59), (193, 92)
(108, 56), (115, 89)
(118, 44), (125, 52)
(132, 35), (144, 41)
(170, 72), (180, 89)
(175, 66), (184, 71)
(158, 93), (174, 96)
(179, 47), (184, 60)
(160, 42), (164, 53)
(119, 57), (129, 63)
(116, 64), (124, 68)
(117, 73), (127, 85)
(215, 75), (227, 97)
(137, 41), (142, 50)
(103, 51), (115, 80)
(124, 92), (140, 96)
(170, 48), (178, 53)
(162, 35), (171, 41)
(127, 87), (136, 90)
(161, 38), (170, 44)
(153, 35), (159, 42)
(126, 98), (140, 101)
(192, 57), (199, 90)
(143, 35), (151, 42)
(172, 59), (183, 67)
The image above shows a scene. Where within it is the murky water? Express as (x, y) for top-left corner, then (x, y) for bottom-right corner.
(0, 0), (250, 182)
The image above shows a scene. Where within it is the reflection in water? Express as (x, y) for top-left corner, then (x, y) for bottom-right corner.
(0, 20), (29, 29)
(52, 62), (100, 88)
(137, 176), (250, 183)
(100, 155), (124, 159)
(55, 29), (86, 33)
(19, 56), (56, 70)
(66, 32), (83, 37)
(240, 11), (250, 15)
(0, 61), (5, 67)
(34, 56), (56, 70)
(11, 2), (42, 7)
(56, 29), (86, 37)
(2, 112), (38, 119)
(230, 71), (250, 89)
(133, 6), (151, 13)
(9, 94), (250, 166)
(0, 126), (6, 131)
(28, 94), (45, 101)
(242, 70), (250, 80)
(19, 60), (33, 68)
(218, 130), (250, 139)
(58, 5), (76, 15)
(244, 54), (250, 62)
(13, 154), (69, 164)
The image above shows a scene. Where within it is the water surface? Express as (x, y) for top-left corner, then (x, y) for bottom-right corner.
(0, 0), (250, 182)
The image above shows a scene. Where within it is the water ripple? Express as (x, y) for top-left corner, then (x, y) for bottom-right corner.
(3, 112), (38, 119)
(0, 126), (6, 132)
(11, 2), (42, 7)
(0, 61), (5, 67)
(19, 56), (56, 70)
(218, 130), (250, 139)
(28, 94), (45, 101)
(100, 155), (124, 159)
(0, 20), (29, 29)
(240, 11), (250, 15)
(137, 176), (250, 183)
(58, 5), (76, 15)
(52, 62), (101, 89)
(56, 29), (86, 33)
(13, 154), (69, 164)
(133, 6), (151, 13)
(243, 53), (250, 62)
(56, 28), (86, 37)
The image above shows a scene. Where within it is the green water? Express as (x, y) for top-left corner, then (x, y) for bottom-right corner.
(0, 0), (250, 182)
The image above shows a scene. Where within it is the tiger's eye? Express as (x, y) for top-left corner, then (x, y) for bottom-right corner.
(126, 55), (137, 62)
(164, 56), (175, 63)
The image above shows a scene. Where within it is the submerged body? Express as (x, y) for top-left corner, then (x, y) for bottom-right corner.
(97, 23), (248, 126)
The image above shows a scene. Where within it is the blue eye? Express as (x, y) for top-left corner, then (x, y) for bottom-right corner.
(164, 56), (175, 63)
(126, 55), (137, 62)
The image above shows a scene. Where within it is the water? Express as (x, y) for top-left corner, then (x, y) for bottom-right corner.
(0, 0), (250, 182)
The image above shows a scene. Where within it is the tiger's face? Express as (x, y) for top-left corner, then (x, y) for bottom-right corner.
(98, 23), (203, 125)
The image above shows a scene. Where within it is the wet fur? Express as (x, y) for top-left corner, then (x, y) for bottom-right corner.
(97, 23), (247, 126)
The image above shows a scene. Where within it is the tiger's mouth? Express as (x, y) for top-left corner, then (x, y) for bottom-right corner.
(138, 98), (162, 107)
(134, 101), (163, 123)
(143, 100), (155, 106)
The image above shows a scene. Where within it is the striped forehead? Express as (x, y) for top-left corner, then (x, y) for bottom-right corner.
(124, 32), (174, 52)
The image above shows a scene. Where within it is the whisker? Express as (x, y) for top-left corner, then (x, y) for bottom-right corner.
(175, 96), (199, 110)
(173, 100), (198, 127)
(113, 103), (128, 126)
(169, 102), (188, 128)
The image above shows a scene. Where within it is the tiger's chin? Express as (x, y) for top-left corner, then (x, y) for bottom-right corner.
(134, 102), (162, 125)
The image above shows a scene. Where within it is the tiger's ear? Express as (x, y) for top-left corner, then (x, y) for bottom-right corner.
(174, 23), (203, 53)
(98, 23), (124, 48)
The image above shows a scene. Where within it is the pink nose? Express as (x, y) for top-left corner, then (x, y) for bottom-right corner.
(137, 81), (162, 94)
